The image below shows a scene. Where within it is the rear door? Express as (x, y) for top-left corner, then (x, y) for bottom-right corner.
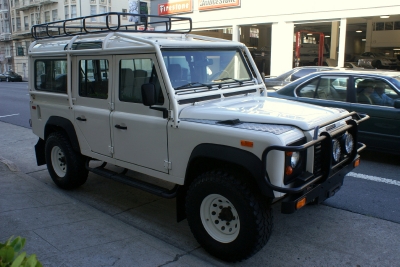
(73, 56), (112, 157)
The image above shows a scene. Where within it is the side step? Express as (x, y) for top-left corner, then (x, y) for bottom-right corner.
(86, 161), (179, 199)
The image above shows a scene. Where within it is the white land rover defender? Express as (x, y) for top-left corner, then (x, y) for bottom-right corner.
(29, 13), (368, 262)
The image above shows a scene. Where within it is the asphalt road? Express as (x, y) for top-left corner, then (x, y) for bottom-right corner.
(0, 81), (30, 128)
(1, 82), (399, 225)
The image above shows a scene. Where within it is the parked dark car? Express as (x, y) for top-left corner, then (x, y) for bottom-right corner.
(0, 71), (23, 82)
(268, 70), (400, 154)
(264, 66), (336, 90)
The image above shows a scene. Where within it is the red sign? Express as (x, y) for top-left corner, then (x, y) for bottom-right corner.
(199, 0), (240, 11)
(158, 0), (192, 16)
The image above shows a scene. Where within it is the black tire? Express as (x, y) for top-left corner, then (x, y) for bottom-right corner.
(6, 77), (10, 82)
(185, 170), (273, 262)
(374, 60), (382, 69)
(45, 132), (88, 189)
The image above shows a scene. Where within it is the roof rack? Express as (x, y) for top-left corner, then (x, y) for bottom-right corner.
(31, 12), (192, 40)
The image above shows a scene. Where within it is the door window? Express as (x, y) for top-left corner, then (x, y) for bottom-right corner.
(119, 58), (164, 104)
(354, 78), (399, 107)
(297, 76), (347, 101)
(79, 59), (109, 99)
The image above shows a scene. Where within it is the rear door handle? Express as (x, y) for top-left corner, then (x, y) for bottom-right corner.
(76, 117), (87, 121)
(115, 124), (127, 130)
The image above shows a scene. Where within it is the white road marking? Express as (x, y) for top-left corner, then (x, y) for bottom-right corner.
(347, 172), (400, 187)
(0, 114), (20, 118)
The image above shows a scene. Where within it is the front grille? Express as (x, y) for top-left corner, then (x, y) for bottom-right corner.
(313, 141), (323, 177)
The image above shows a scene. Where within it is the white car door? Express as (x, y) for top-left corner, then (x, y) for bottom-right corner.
(73, 56), (112, 157)
(111, 54), (169, 173)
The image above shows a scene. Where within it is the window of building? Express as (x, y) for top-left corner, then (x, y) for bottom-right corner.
(71, 5), (77, 18)
(52, 10), (58, 21)
(385, 21), (393, 30)
(99, 6), (106, 22)
(25, 41), (30, 54)
(30, 13), (34, 26)
(65, 6), (69, 19)
(122, 9), (127, 19)
(394, 21), (400, 30)
(375, 22), (384, 31)
(15, 41), (24, 56)
(45, 11), (50, 23)
(79, 59), (109, 99)
(35, 59), (68, 93)
(11, 18), (15, 31)
(90, 5), (96, 22)
(5, 44), (11, 57)
(24, 16), (28, 30)
(16, 17), (21, 31)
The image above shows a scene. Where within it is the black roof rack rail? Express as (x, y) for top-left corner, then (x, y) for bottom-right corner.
(31, 12), (192, 40)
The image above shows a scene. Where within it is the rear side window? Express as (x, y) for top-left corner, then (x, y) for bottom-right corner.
(34, 59), (67, 93)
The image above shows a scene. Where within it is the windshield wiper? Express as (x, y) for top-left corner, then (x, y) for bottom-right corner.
(175, 82), (212, 90)
(212, 77), (243, 84)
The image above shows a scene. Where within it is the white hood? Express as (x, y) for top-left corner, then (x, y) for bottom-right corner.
(179, 96), (346, 130)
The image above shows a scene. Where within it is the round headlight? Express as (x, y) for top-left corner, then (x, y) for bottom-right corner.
(290, 152), (300, 168)
(332, 139), (341, 162)
(343, 133), (354, 154)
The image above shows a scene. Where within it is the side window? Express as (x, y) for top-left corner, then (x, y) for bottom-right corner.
(35, 59), (67, 93)
(297, 79), (318, 98)
(119, 58), (164, 104)
(297, 76), (347, 101)
(79, 59), (109, 99)
(356, 78), (398, 107)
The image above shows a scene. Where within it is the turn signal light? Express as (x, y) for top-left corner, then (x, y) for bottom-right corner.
(285, 166), (293, 175)
(296, 198), (307, 210)
(240, 140), (253, 147)
(354, 158), (360, 167)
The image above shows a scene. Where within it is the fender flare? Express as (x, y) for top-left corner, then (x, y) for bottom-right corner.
(45, 116), (81, 152)
(176, 143), (274, 222)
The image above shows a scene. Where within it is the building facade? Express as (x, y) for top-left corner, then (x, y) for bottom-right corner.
(1, 0), (143, 78)
(148, 0), (400, 76)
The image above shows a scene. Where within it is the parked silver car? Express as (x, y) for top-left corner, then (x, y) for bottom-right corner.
(357, 52), (400, 69)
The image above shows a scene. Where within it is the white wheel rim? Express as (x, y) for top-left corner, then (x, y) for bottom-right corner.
(200, 194), (240, 243)
(51, 146), (66, 177)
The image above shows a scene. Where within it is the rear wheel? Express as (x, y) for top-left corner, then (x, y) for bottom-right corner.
(186, 170), (273, 262)
(45, 132), (88, 189)
(6, 77), (10, 82)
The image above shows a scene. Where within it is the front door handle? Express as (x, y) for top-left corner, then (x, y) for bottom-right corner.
(76, 117), (87, 121)
(115, 124), (127, 130)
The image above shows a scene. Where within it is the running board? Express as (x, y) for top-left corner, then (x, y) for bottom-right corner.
(86, 161), (179, 199)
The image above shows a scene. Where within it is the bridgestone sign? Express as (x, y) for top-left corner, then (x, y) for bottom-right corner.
(198, 0), (240, 11)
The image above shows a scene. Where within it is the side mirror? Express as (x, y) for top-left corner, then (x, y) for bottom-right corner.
(394, 99), (400, 109)
(141, 83), (156, 106)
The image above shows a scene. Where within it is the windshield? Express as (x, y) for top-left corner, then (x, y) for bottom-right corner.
(161, 49), (253, 90)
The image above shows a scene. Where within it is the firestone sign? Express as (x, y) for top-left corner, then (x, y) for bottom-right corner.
(158, 0), (192, 15)
(199, 0), (240, 11)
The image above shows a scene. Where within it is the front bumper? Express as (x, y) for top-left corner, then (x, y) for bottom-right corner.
(280, 155), (359, 214)
(262, 112), (368, 214)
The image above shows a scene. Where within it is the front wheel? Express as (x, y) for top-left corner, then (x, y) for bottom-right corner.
(186, 170), (273, 262)
(45, 132), (88, 189)
(6, 77), (10, 82)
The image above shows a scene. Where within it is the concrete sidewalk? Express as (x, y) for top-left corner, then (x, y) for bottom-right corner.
(1, 120), (400, 266)
(0, 157), (213, 267)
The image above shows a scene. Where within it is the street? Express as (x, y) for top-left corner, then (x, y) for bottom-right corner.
(1, 82), (400, 266)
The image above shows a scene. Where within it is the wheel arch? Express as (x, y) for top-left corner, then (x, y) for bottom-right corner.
(176, 143), (274, 222)
(35, 116), (81, 166)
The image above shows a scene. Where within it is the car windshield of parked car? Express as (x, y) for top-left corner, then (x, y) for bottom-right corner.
(161, 49), (252, 90)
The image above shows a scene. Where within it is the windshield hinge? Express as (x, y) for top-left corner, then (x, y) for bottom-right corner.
(168, 110), (173, 119)
(164, 160), (172, 170)
(109, 146), (114, 154)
